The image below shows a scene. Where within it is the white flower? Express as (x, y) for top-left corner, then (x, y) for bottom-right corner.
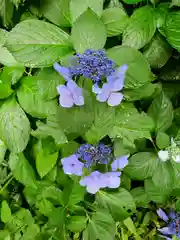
(158, 150), (169, 162)
(174, 155), (180, 163)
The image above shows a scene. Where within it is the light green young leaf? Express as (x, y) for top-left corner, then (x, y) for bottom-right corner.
(17, 76), (59, 118)
(148, 91), (174, 132)
(107, 46), (153, 89)
(143, 34), (172, 69)
(67, 216), (87, 232)
(71, 9), (106, 53)
(109, 103), (155, 148)
(102, 8), (129, 37)
(32, 120), (68, 145)
(0, 0), (14, 28)
(9, 153), (36, 187)
(122, 6), (156, 49)
(70, 0), (103, 22)
(96, 189), (136, 221)
(5, 19), (73, 67)
(1, 201), (12, 223)
(83, 209), (116, 240)
(124, 152), (159, 180)
(156, 132), (169, 149)
(1, 66), (24, 85)
(123, 218), (141, 240)
(0, 98), (30, 153)
(170, 0), (180, 7)
(0, 83), (13, 99)
(40, 0), (71, 27)
(36, 149), (58, 178)
(85, 102), (115, 144)
(164, 11), (180, 52)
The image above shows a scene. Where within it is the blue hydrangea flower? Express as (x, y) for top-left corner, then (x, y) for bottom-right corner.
(157, 208), (180, 239)
(79, 171), (121, 194)
(111, 155), (129, 171)
(57, 80), (84, 108)
(53, 62), (72, 82)
(93, 65), (128, 107)
(76, 143), (112, 167)
(61, 154), (84, 176)
(69, 49), (116, 84)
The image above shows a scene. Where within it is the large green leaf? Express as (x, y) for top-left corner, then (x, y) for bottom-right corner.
(17, 76), (59, 118)
(124, 152), (159, 180)
(102, 7), (129, 37)
(0, 66), (24, 85)
(0, 83), (13, 99)
(40, 0), (71, 27)
(96, 188), (136, 221)
(83, 209), (116, 240)
(0, 0), (14, 28)
(0, 98), (30, 153)
(164, 11), (180, 52)
(122, 6), (156, 50)
(70, 0), (103, 22)
(1, 201), (12, 223)
(131, 187), (150, 207)
(155, 3), (169, 29)
(85, 102), (115, 143)
(9, 153), (36, 187)
(71, 9), (106, 53)
(67, 216), (87, 232)
(148, 91), (174, 132)
(143, 34), (172, 69)
(107, 46), (153, 89)
(5, 19), (73, 67)
(109, 103), (155, 148)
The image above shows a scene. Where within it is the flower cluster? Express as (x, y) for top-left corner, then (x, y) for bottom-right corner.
(61, 142), (129, 194)
(157, 208), (180, 239)
(158, 138), (180, 163)
(53, 49), (128, 108)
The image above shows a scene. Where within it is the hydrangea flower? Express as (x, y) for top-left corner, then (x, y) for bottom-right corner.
(76, 143), (112, 167)
(157, 208), (180, 239)
(69, 49), (116, 84)
(53, 62), (72, 82)
(158, 150), (170, 162)
(57, 80), (84, 108)
(79, 171), (121, 194)
(111, 155), (129, 171)
(93, 65), (128, 107)
(61, 154), (84, 176)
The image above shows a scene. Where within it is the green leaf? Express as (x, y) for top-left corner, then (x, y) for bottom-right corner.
(0, 29), (7, 47)
(67, 216), (87, 232)
(143, 34), (172, 69)
(0, 83), (13, 99)
(60, 141), (79, 158)
(36, 149), (58, 178)
(10, 0), (24, 8)
(9, 153), (36, 187)
(164, 11), (180, 51)
(122, 6), (156, 50)
(5, 19), (73, 67)
(123, 218), (141, 240)
(1, 201), (12, 223)
(85, 102), (115, 144)
(36, 198), (55, 217)
(40, 0), (71, 27)
(0, 98), (30, 153)
(96, 188), (136, 221)
(0, 47), (21, 66)
(83, 209), (116, 240)
(124, 83), (156, 101)
(131, 187), (150, 207)
(32, 121), (68, 145)
(0, 139), (6, 163)
(1, 66), (24, 85)
(17, 76), (58, 118)
(171, 0), (180, 7)
(124, 152), (159, 180)
(107, 46), (153, 89)
(102, 8), (129, 37)
(122, 0), (144, 4)
(109, 103), (154, 148)
(0, 0), (14, 28)
(70, 0), (103, 22)
(148, 91), (174, 132)
(156, 132), (169, 149)
(155, 3), (169, 29)
(71, 9), (106, 53)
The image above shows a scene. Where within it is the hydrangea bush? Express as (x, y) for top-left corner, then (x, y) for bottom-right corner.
(0, 0), (180, 239)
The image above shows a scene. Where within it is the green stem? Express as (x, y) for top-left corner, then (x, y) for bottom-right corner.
(0, 175), (14, 194)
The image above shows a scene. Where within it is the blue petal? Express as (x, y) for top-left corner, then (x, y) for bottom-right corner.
(158, 227), (175, 235)
(53, 62), (72, 82)
(169, 210), (176, 219)
(107, 92), (123, 107)
(157, 209), (169, 222)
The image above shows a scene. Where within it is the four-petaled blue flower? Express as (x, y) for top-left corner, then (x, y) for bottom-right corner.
(57, 80), (84, 108)
(157, 208), (180, 239)
(111, 155), (129, 171)
(93, 65), (128, 107)
(61, 154), (84, 176)
(69, 49), (116, 84)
